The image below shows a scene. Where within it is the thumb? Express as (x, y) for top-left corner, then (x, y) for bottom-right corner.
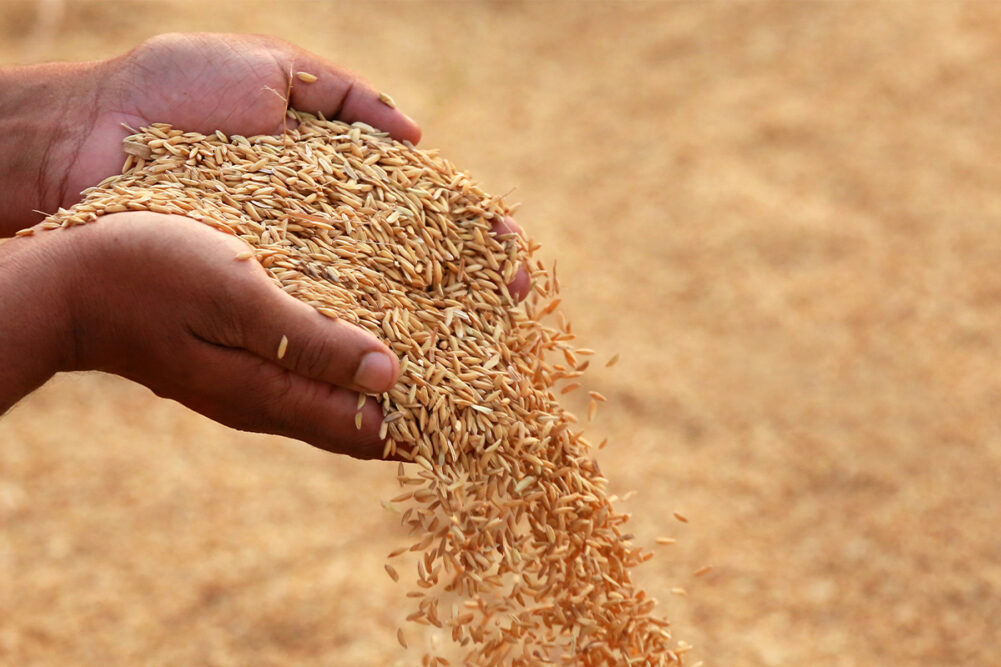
(235, 279), (399, 394)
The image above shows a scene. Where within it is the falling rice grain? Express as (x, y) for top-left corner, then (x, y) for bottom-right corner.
(36, 111), (685, 666)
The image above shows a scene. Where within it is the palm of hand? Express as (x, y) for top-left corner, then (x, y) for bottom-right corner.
(115, 36), (294, 135)
(67, 35), (297, 204)
(63, 33), (415, 209)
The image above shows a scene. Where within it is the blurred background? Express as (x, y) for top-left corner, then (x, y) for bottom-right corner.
(3, 1), (1001, 665)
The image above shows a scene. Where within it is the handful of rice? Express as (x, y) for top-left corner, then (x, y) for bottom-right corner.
(35, 109), (683, 665)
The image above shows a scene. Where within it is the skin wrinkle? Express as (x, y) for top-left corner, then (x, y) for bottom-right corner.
(135, 45), (281, 135)
(331, 79), (356, 122)
(36, 70), (97, 216)
(34, 117), (59, 216)
(57, 237), (92, 373)
(214, 81), (264, 134)
(263, 48), (297, 128)
(63, 73), (105, 207)
(188, 55), (238, 129)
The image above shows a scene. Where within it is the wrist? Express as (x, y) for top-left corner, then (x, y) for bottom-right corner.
(0, 231), (78, 413)
(0, 61), (102, 236)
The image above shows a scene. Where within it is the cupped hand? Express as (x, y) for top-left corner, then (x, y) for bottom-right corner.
(49, 33), (529, 299)
(57, 211), (399, 459)
(68, 32), (421, 207)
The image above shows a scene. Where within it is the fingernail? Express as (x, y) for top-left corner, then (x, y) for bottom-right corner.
(355, 351), (395, 392)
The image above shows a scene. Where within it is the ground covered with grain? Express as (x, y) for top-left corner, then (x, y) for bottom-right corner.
(3, 2), (1001, 666)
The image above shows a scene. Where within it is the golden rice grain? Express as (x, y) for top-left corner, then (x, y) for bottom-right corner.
(378, 92), (397, 108)
(39, 110), (682, 666)
(673, 511), (689, 523)
(295, 71), (318, 83)
(277, 334), (289, 360)
(693, 564), (713, 577)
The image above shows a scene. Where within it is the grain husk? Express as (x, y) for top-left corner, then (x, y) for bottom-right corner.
(36, 110), (681, 666)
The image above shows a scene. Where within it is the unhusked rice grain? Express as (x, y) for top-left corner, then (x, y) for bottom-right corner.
(37, 109), (682, 665)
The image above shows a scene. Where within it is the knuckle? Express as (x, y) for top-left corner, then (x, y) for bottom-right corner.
(286, 333), (338, 380)
(258, 373), (342, 445)
(198, 288), (247, 348)
(235, 363), (298, 434)
(199, 271), (269, 347)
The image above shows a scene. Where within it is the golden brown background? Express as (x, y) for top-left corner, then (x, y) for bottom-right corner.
(3, 1), (1001, 665)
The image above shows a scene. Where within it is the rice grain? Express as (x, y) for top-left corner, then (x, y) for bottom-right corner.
(37, 111), (683, 666)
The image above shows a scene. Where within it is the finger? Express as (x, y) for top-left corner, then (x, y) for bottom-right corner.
(491, 215), (531, 302)
(493, 215), (523, 238)
(281, 50), (421, 144)
(181, 343), (390, 460)
(507, 267), (532, 302)
(233, 277), (400, 394)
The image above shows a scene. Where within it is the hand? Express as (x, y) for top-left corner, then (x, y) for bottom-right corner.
(70, 33), (423, 211)
(0, 32), (530, 298)
(0, 33), (416, 235)
(45, 211), (400, 459)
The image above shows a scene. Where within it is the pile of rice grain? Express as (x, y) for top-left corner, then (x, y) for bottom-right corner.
(34, 110), (683, 665)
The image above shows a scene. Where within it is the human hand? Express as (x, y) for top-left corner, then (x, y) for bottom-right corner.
(0, 33), (411, 233)
(43, 211), (400, 459)
(70, 33), (423, 207)
(0, 32), (530, 297)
